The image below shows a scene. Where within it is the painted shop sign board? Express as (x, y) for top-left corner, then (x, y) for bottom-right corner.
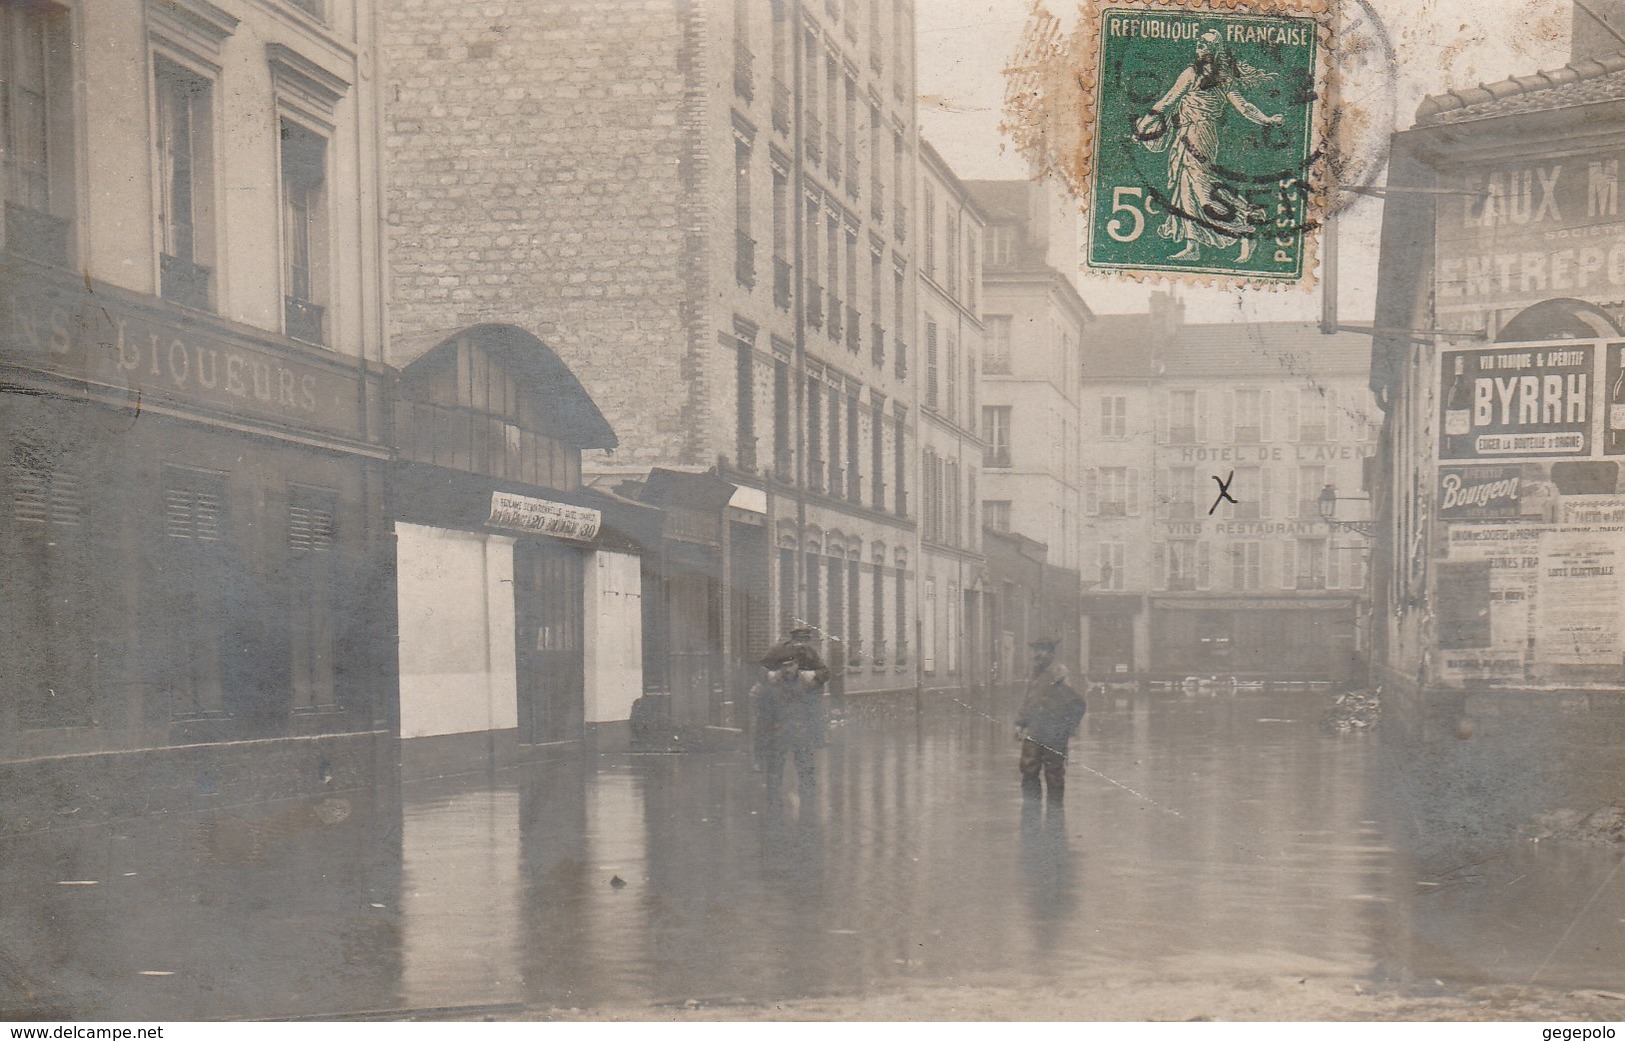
(0, 265), (366, 442)
(1434, 151), (1625, 328)
(486, 491), (601, 543)
(1436, 464), (1527, 521)
(1438, 342), (1613, 461)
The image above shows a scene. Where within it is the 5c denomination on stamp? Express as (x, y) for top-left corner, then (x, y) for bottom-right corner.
(1006, 0), (1335, 288)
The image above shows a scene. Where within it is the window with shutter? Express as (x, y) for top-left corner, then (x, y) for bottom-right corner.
(1281, 540), (1297, 590)
(289, 487), (339, 710)
(160, 467), (230, 718)
(1084, 468), (1098, 515)
(925, 321), (939, 410)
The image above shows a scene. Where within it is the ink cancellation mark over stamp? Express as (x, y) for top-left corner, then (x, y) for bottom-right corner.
(1005, 0), (1337, 289)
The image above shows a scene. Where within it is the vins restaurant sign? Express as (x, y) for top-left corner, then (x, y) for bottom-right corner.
(1439, 341), (1625, 460)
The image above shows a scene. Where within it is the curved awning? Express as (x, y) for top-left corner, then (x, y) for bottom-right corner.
(1495, 299), (1625, 343)
(389, 323), (617, 450)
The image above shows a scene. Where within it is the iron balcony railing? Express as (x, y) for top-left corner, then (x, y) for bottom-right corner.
(284, 296), (325, 345)
(5, 203), (70, 267)
(160, 253), (212, 312)
(733, 40), (754, 102)
(772, 79), (791, 135)
(773, 256), (792, 309)
(735, 230), (756, 289)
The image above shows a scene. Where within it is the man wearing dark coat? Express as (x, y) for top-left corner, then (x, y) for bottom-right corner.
(1015, 637), (1087, 801)
(753, 624), (831, 795)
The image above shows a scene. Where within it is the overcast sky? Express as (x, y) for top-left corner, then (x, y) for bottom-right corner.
(914, 0), (1573, 322)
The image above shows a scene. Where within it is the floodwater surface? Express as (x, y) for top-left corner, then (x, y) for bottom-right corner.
(3, 686), (1622, 1019)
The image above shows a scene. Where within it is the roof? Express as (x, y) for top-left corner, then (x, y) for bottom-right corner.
(963, 180), (1030, 223)
(1415, 53), (1625, 126)
(1085, 313), (1160, 379)
(1164, 322), (1372, 379)
(389, 323), (617, 449)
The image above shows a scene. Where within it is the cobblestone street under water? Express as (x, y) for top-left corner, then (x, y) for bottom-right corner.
(4, 685), (1624, 1021)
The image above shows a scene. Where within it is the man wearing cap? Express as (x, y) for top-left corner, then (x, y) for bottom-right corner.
(1014, 637), (1087, 801)
(753, 625), (831, 796)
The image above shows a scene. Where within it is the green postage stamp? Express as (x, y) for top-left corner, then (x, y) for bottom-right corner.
(1006, 0), (1334, 287)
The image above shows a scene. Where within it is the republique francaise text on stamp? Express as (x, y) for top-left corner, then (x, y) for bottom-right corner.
(1006, 0), (1335, 288)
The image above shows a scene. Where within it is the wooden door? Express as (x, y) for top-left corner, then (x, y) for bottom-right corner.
(514, 539), (584, 745)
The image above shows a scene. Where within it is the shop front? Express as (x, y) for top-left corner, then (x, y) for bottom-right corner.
(1148, 596), (1359, 682)
(0, 258), (393, 820)
(387, 325), (647, 774)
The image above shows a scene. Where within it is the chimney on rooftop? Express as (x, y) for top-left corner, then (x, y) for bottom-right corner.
(1148, 290), (1184, 353)
(1573, 0), (1625, 62)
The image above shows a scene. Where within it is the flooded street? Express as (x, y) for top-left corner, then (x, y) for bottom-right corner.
(4, 686), (1623, 1020)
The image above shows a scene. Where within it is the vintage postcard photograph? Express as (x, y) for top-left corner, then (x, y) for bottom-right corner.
(1, 0), (1623, 1029)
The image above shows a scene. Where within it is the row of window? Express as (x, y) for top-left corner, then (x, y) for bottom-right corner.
(920, 447), (975, 549)
(920, 181), (979, 312)
(1143, 539), (1368, 593)
(982, 315), (1077, 388)
(735, 129), (911, 378)
(737, 0), (910, 125)
(7, 449), (342, 728)
(734, 337), (909, 516)
(924, 318), (975, 422)
(2, 7), (340, 344)
(777, 547), (911, 668)
(1155, 465), (1365, 522)
(1151, 388), (1376, 444)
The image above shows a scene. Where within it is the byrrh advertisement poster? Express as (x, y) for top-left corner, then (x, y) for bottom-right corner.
(1437, 339), (1625, 688)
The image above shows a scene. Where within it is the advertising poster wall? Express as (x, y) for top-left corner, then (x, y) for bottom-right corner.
(1436, 339), (1625, 689)
(1534, 529), (1625, 669)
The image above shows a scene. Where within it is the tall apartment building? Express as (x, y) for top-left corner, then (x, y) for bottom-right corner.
(916, 140), (987, 691)
(380, 0), (926, 728)
(967, 178), (1091, 680)
(1081, 296), (1379, 682)
(0, 0), (392, 811)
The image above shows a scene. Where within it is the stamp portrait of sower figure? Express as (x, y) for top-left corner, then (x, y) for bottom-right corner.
(1133, 28), (1286, 264)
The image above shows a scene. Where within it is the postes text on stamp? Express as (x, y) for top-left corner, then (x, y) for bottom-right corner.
(1005, 0), (1334, 288)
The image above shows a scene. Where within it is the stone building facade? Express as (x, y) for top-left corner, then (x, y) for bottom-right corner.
(0, 0), (394, 815)
(967, 178), (1089, 682)
(916, 140), (987, 692)
(1080, 297), (1378, 682)
(379, 0), (930, 727)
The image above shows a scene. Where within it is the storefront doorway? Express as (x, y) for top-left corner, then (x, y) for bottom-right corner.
(515, 539), (585, 745)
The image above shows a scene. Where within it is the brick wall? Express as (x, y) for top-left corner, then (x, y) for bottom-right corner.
(380, 0), (709, 469)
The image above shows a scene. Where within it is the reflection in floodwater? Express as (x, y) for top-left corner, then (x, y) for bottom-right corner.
(1, 687), (1622, 1018)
